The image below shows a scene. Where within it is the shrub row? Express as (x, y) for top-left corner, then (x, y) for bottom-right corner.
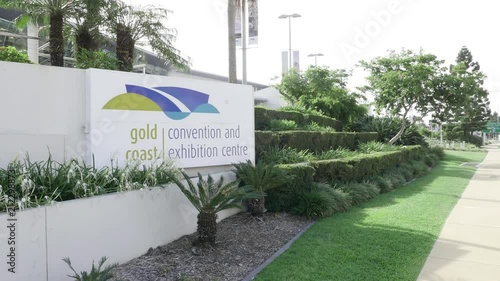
(267, 146), (437, 214)
(312, 146), (422, 183)
(255, 131), (378, 157)
(255, 107), (342, 131)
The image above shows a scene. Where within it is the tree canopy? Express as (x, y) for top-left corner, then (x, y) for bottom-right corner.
(276, 66), (367, 126)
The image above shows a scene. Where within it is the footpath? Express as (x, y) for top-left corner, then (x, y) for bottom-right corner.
(418, 142), (500, 281)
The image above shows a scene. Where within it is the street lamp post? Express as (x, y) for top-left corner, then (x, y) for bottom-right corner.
(307, 53), (324, 67)
(278, 13), (301, 71)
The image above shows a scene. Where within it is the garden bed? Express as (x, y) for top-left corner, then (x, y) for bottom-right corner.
(110, 212), (312, 281)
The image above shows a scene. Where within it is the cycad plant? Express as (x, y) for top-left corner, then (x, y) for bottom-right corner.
(170, 171), (250, 244)
(233, 160), (289, 216)
(63, 256), (117, 281)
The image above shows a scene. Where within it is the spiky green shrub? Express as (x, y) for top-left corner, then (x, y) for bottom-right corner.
(292, 189), (333, 219)
(314, 148), (357, 160)
(260, 146), (312, 165)
(385, 171), (407, 188)
(428, 147), (445, 159)
(357, 141), (398, 154)
(169, 171), (251, 244)
(317, 183), (351, 213)
(233, 160), (290, 216)
(76, 49), (119, 70)
(340, 182), (380, 205)
(302, 121), (336, 132)
(63, 256), (117, 281)
(269, 119), (298, 131)
(412, 161), (430, 177)
(424, 153), (439, 167)
(370, 175), (393, 193)
(0, 155), (177, 212)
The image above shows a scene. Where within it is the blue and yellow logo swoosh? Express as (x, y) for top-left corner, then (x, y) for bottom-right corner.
(102, 85), (220, 120)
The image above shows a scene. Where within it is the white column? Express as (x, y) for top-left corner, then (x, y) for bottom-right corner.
(27, 23), (39, 63)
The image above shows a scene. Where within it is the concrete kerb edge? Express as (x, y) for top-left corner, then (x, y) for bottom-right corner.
(241, 221), (317, 281)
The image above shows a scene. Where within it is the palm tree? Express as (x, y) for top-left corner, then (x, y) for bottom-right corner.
(169, 171), (251, 244)
(0, 0), (78, 66)
(106, 1), (189, 72)
(233, 160), (289, 216)
(73, 0), (107, 54)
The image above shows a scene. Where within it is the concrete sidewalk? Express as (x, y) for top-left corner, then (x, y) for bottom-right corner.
(417, 142), (500, 281)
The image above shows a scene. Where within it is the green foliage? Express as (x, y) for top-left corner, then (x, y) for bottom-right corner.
(411, 161), (430, 177)
(279, 104), (324, 116)
(63, 256), (117, 281)
(233, 160), (290, 193)
(312, 146), (422, 183)
(357, 141), (397, 154)
(384, 171), (407, 187)
(314, 148), (357, 160)
(259, 146), (312, 165)
(350, 116), (426, 146)
(303, 121), (336, 132)
(255, 107), (341, 131)
(0, 46), (32, 63)
(428, 147), (445, 159)
(0, 155), (177, 212)
(369, 175), (393, 193)
(276, 67), (367, 126)
(76, 49), (119, 70)
(318, 183), (352, 213)
(292, 189), (333, 219)
(265, 164), (315, 213)
(269, 119), (298, 131)
(169, 171), (248, 214)
(358, 49), (449, 144)
(339, 182), (380, 206)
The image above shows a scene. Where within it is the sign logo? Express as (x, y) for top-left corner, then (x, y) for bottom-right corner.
(102, 85), (220, 120)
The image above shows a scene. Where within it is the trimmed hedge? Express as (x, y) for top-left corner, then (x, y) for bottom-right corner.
(255, 131), (378, 156)
(255, 107), (342, 131)
(265, 146), (425, 213)
(311, 146), (422, 183)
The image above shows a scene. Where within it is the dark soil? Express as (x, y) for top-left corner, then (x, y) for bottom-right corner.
(110, 212), (312, 281)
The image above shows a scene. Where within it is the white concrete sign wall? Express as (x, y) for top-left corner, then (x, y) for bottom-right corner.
(87, 69), (255, 168)
(0, 172), (239, 281)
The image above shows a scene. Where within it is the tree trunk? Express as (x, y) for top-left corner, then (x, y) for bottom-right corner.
(197, 210), (217, 244)
(389, 118), (407, 145)
(247, 198), (266, 217)
(76, 26), (99, 54)
(227, 0), (237, 83)
(49, 12), (64, 67)
(116, 24), (135, 72)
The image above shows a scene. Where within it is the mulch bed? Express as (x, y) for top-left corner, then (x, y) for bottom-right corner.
(110, 212), (312, 281)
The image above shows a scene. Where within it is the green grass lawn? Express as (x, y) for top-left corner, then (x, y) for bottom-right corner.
(254, 150), (487, 281)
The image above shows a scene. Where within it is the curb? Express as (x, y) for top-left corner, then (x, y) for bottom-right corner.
(241, 221), (316, 281)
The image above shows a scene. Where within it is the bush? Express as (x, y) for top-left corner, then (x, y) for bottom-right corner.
(384, 171), (407, 188)
(279, 104), (324, 116)
(259, 146), (312, 165)
(370, 175), (393, 193)
(397, 163), (415, 181)
(317, 183), (352, 213)
(314, 148), (357, 160)
(0, 46), (31, 63)
(302, 121), (336, 132)
(76, 49), (119, 70)
(265, 163), (315, 212)
(339, 182), (380, 206)
(269, 119), (298, 131)
(428, 147), (445, 159)
(292, 189), (334, 219)
(424, 153), (439, 167)
(357, 141), (397, 154)
(350, 116), (426, 146)
(255, 107), (342, 131)
(312, 146), (422, 183)
(411, 161), (430, 177)
(63, 256), (117, 281)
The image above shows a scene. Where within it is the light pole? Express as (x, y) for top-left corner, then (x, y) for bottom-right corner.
(307, 53), (324, 67)
(278, 13), (301, 71)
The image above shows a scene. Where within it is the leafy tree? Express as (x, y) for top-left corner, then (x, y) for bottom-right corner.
(276, 66), (367, 126)
(72, 0), (107, 55)
(358, 49), (448, 145)
(0, 0), (79, 67)
(444, 47), (491, 137)
(106, 1), (189, 72)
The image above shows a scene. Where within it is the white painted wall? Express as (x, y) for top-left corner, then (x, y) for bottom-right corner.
(0, 172), (239, 281)
(0, 61), (86, 166)
(254, 87), (288, 109)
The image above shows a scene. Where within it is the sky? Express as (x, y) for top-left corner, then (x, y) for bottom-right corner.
(126, 0), (500, 113)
